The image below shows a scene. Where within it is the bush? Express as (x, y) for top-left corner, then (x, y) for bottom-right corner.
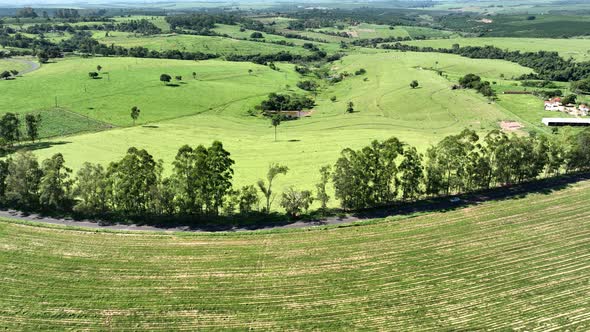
(296, 80), (318, 91)
(280, 187), (313, 218)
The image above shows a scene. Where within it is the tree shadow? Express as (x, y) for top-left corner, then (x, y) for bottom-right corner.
(82, 211), (294, 232)
(347, 173), (590, 221)
(13, 141), (70, 153)
(142, 125), (159, 128)
(166, 83), (180, 87)
(9, 172), (590, 233)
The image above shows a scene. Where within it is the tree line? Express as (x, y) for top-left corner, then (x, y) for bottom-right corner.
(2, 127), (590, 223)
(0, 28), (340, 65)
(165, 13), (240, 34)
(332, 128), (589, 210)
(0, 113), (42, 150)
(383, 43), (590, 82)
(457, 73), (496, 98)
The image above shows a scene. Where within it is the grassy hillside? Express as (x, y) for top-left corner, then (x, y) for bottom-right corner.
(439, 14), (590, 38)
(0, 57), (299, 126)
(211, 24), (341, 53)
(402, 37), (590, 62)
(428, 0), (590, 14)
(0, 58), (30, 73)
(1, 178), (589, 330)
(93, 32), (313, 56)
(312, 23), (454, 39)
(112, 15), (171, 32)
(25, 52), (534, 194)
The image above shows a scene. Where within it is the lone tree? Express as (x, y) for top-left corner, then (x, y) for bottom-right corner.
(346, 101), (354, 113)
(192, 72), (197, 79)
(248, 69), (253, 75)
(25, 114), (41, 143)
(10, 70), (18, 77)
(271, 114), (281, 142)
(160, 73), (172, 85)
(410, 80), (419, 89)
(88, 72), (99, 79)
(175, 75), (182, 81)
(37, 52), (49, 64)
(257, 163), (289, 213)
(96, 65), (102, 72)
(130, 106), (140, 126)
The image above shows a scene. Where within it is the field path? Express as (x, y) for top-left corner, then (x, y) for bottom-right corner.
(2, 173), (589, 233)
(3, 58), (40, 75)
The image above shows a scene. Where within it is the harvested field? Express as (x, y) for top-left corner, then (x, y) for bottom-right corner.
(1, 179), (589, 330)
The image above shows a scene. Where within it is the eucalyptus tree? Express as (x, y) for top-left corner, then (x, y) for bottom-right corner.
(333, 137), (403, 209)
(39, 153), (73, 210)
(73, 162), (108, 214)
(257, 163), (289, 213)
(271, 115), (281, 142)
(315, 165), (332, 210)
(107, 147), (162, 215)
(5, 151), (42, 208)
(25, 114), (41, 143)
(398, 146), (424, 201)
(130, 106), (140, 126)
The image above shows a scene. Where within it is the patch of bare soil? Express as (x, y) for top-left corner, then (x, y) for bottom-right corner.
(477, 18), (493, 24)
(500, 121), (524, 132)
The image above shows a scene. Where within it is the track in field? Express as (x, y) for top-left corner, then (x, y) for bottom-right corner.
(0, 179), (589, 330)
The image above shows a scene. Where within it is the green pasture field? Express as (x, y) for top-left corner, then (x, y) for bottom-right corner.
(440, 14), (590, 38)
(279, 29), (349, 43)
(428, 0), (590, 14)
(92, 31), (314, 56)
(0, 56), (299, 127)
(15, 52), (535, 198)
(111, 15), (171, 32)
(1, 177), (589, 330)
(34, 108), (112, 138)
(0, 58), (30, 73)
(21, 32), (71, 43)
(401, 37), (590, 62)
(311, 23), (455, 39)
(212, 24), (342, 53)
(254, 16), (296, 25)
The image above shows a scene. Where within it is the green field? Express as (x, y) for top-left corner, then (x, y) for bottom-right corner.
(0, 57), (299, 126)
(112, 15), (171, 32)
(212, 24), (341, 53)
(0, 58), (30, 73)
(2, 5), (590, 330)
(93, 31), (314, 56)
(402, 37), (590, 62)
(312, 23), (455, 39)
(439, 14), (590, 38)
(428, 0), (590, 14)
(7, 51), (536, 197)
(1, 177), (589, 330)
